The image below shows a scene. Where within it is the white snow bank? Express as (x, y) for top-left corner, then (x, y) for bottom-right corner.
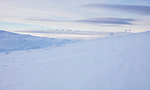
(0, 31), (150, 90)
(0, 30), (72, 52)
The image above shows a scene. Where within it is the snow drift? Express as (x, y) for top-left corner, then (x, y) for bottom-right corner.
(0, 31), (150, 90)
(0, 30), (71, 52)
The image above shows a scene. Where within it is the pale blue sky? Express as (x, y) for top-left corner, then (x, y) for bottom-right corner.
(0, 0), (150, 33)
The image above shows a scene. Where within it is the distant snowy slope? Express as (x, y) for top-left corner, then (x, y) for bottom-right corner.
(0, 30), (71, 52)
(0, 31), (150, 90)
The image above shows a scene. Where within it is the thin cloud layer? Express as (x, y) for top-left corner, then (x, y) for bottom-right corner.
(26, 17), (70, 22)
(76, 17), (137, 25)
(26, 17), (137, 25)
(85, 4), (150, 15)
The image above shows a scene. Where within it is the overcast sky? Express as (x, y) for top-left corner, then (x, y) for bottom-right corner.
(0, 0), (150, 33)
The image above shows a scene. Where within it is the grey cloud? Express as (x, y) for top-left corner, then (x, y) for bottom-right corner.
(84, 4), (150, 15)
(26, 17), (137, 25)
(76, 17), (137, 25)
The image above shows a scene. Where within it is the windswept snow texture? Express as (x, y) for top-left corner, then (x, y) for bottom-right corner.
(0, 30), (71, 52)
(0, 31), (150, 90)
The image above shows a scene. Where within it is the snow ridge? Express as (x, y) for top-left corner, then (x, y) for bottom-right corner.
(0, 30), (72, 52)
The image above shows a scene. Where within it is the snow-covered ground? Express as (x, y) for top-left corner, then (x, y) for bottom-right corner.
(0, 31), (150, 90)
(0, 30), (72, 52)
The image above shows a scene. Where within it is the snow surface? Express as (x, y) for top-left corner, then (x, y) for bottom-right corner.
(0, 30), (72, 52)
(0, 31), (150, 90)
